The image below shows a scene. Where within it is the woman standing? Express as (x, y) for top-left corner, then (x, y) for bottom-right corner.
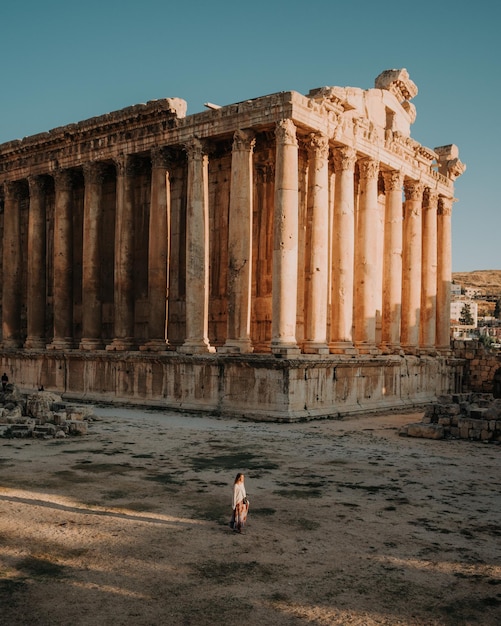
(231, 473), (249, 533)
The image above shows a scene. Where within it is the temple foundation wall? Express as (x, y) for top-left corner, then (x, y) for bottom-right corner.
(1, 351), (464, 422)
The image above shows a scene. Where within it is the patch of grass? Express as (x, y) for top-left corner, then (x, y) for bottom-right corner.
(274, 488), (322, 499)
(121, 501), (158, 512)
(145, 472), (184, 486)
(102, 489), (129, 500)
(190, 451), (278, 473)
(336, 481), (401, 494)
(71, 462), (135, 474)
(16, 556), (67, 579)
(0, 579), (27, 608)
(292, 517), (320, 531)
(193, 559), (278, 584)
(252, 507), (276, 517)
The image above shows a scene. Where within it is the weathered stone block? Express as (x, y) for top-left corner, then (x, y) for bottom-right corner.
(438, 416), (451, 426)
(67, 420), (88, 435)
(405, 423), (444, 439)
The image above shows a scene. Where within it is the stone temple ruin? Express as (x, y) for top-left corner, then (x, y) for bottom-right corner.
(0, 384), (93, 439)
(0, 69), (467, 421)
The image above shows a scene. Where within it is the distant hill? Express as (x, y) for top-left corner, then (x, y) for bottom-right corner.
(452, 270), (501, 295)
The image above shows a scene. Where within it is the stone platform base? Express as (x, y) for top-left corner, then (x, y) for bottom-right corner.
(1, 351), (465, 422)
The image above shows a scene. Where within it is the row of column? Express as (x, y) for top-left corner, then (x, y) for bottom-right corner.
(1, 119), (453, 355)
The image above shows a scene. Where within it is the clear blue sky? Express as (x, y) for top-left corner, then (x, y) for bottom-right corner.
(1, 0), (499, 271)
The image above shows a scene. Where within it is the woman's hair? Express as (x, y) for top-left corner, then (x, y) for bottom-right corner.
(234, 473), (244, 484)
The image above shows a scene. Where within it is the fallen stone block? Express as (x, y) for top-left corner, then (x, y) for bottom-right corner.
(67, 420), (88, 435)
(403, 423), (444, 439)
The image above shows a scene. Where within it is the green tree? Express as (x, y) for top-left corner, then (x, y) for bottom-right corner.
(459, 303), (474, 326)
(494, 298), (501, 319)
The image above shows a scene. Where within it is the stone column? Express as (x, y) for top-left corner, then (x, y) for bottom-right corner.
(436, 195), (454, 351)
(420, 187), (439, 350)
(47, 170), (74, 350)
(401, 179), (424, 352)
(354, 158), (380, 353)
(107, 155), (136, 351)
(222, 129), (256, 353)
(330, 146), (357, 354)
(271, 119), (300, 356)
(2, 181), (23, 348)
(141, 149), (172, 351)
(303, 132), (329, 354)
(25, 176), (47, 349)
(381, 170), (404, 352)
(179, 138), (215, 354)
(80, 162), (106, 350)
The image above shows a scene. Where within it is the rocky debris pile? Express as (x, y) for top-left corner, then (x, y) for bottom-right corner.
(400, 393), (501, 442)
(0, 384), (94, 439)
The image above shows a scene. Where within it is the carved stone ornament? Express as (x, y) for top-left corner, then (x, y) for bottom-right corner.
(151, 147), (174, 169)
(28, 175), (46, 196)
(3, 180), (23, 201)
(404, 179), (425, 202)
(332, 146), (357, 172)
(382, 170), (404, 192)
(275, 119), (297, 146)
(184, 137), (206, 160)
(438, 195), (454, 216)
(114, 154), (138, 177)
(307, 132), (329, 160)
(82, 162), (107, 185)
(232, 129), (256, 152)
(422, 187), (439, 210)
(358, 158), (379, 180)
(53, 169), (74, 191)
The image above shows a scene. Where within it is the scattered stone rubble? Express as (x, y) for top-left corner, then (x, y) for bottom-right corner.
(0, 384), (94, 439)
(400, 393), (501, 442)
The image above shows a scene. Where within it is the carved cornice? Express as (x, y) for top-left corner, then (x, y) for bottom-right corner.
(275, 119), (297, 146)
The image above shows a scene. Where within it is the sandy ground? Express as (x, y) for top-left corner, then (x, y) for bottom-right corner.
(0, 406), (500, 626)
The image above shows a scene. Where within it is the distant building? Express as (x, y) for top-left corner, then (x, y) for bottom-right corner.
(451, 300), (478, 338)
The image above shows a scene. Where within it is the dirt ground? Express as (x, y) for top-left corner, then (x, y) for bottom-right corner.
(0, 406), (500, 626)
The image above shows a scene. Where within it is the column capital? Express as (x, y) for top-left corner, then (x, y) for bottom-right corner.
(53, 169), (74, 191)
(403, 179), (425, 201)
(114, 154), (138, 177)
(82, 161), (108, 184)
(423, 187), (439, 210)
(28, 174), (46, 195)
(3, 180), (23, 201)
(382, 169), (404, 191)
(307, 132), (329, 159)
(438, 195), (454, 216)
(332, 145), (357, 172)
(183, 136), (209, 160)
(232, 129), (256, 152)
(150, 147), (174, 169)
(275, 119), (297, 146)
(358, 157), (379, 180)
